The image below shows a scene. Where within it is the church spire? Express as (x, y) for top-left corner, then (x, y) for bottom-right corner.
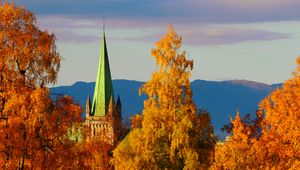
(86, 94), (91, 117)
(116, 95), (121, 113)
(91, 30), (114, 117)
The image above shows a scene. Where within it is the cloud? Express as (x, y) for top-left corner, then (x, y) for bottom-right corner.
(37, 16), (99, 30)
(36, 16), (165, 44)
(35, 17), (292, 45)
(54, 30), (97, 43)
(220, 0), (299, 9)
(115, 26), (292, 46)
(36, 16), (164, 31)
(182, 27), (292, 46)
(13, 0), (300, 24)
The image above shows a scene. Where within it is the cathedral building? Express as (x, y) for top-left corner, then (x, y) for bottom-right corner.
(85, 31), (122, 145)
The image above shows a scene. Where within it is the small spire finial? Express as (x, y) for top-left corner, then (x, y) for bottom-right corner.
(102, 19), (105, 33)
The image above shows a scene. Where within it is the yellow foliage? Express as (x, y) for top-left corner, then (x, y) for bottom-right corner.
(141, 25), (198, 169)
(113, 26), (215, 169)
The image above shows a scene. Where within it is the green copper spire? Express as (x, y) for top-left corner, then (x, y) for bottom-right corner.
(91, 31), (114, 117)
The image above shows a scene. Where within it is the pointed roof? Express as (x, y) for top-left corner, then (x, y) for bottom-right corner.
(108, 96), (114, 113)
(116, 95), (121, 108)
(86, 94), (91, 115)
(91, 31), (114, 117)
(86, 94), (91, 107)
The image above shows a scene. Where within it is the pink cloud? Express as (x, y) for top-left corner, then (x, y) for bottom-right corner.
(36, 16), (292, 45)
(37, 15), (166, 30)
(114, 26), (292, 46)
(54, 30), (97, 43)
(181, 27), (292, 46)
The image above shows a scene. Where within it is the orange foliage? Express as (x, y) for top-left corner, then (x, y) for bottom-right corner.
(0, 2), (60, 90)
(0, 2), (85, 169)
(0, 88), (83, 169)
(71, 139), (113, 170)
(213, 113), (258, 169)
(130, 114), (142, 129)
(213, 57), (300, 169)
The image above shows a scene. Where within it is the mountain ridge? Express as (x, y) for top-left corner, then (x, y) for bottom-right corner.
(50, 79), (281, 138)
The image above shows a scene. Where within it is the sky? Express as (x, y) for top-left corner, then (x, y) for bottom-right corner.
(12, 0), (300, 86)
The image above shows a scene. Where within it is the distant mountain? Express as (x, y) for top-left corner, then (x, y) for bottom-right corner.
(191, 79), (278, 137)
(50, 79), (281, 138)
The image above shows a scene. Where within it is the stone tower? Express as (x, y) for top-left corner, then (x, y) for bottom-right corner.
(85, 31), (122, 144)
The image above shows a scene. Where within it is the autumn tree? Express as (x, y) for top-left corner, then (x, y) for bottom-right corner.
(0, 90), (83, 169)
(113, 26), (215, 169)
(0, 2), (60, 90)
(255, 57), (300, 169)
(0, 2), (83, 169)
(65, 139), (114, 170)
(190, 108), (215, 169)
(213, 57), (300, 169)
(130, 114), (142, 129)
(221, 111), (263, 139)
(212, 113), (258, 169)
